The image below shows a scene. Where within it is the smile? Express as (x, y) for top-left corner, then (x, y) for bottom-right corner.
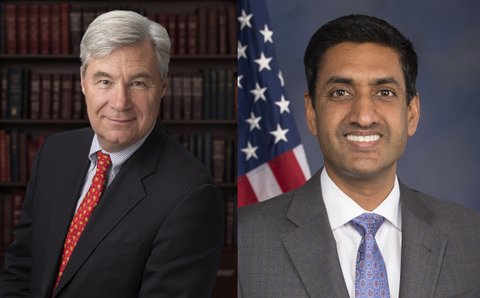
(346, 135), (380, 142)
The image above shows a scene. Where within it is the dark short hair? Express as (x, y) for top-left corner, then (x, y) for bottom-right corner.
(304, 14), (417, 106)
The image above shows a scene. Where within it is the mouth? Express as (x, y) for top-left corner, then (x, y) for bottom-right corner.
(346, 134), (380, 143)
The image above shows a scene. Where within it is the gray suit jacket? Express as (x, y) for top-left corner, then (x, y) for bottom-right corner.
(238, 171), (480, 298)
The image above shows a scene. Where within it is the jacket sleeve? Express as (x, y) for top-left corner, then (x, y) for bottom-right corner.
(0, 142), (45, 297)
(138, 181), (225, 297)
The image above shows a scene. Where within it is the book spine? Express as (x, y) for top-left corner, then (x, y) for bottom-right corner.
(39, 4), (50, 55)
(0, 72), (7, 119)
(226, 69), (234, 120)
(51, 74), (61, 119)
(207, 7), (218, 55)
(192, 74), (203, 120)
(69, 7), (82, 55)
(28, 5), (40, 54)
(40, 74), (52, 119)
(7, 68), (24, 119)
(13, 192), (24, 227)
(50, 4), (61, 55)
(187, 13), (198, 55)
(227, 6), (236, 55)
(177, 14), (187, 55)
(72, 74), (83, 119)
(212, 138), (225, 183)
(0, 130), (8, 182)
(182, 74), (192, 120)
(18, 132), (28, 183)
(197, 7), (207, 55)
(217, 69), (226, 120)
(17, 4), (28, 55)
(202, 69), (211, 120)
(218, 8), (228, 55)
(225, 195), (235, 248)
(172, 74), (183, 120)
(9, 130), (19, 182)
(161, 77), (172, 120)
(60, 3), (70, 54)
(61, 74), (73, 119)
(5, 4), (17, 54)
(30, 73), (41, 119)
(167, 14), (177, 55)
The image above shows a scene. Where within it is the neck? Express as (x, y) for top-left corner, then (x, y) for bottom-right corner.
(325, 164), (396, 211)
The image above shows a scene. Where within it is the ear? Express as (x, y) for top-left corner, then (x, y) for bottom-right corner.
(160, 78), (168, 99)
(304, 91), (318, 136)
(407, 93), (420, 137)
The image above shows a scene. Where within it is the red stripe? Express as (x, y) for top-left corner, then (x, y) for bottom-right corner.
(268, 150), (306, 192)
(238, 175), (258, 207)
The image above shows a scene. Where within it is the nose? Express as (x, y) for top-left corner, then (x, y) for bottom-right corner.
(110, 83), (133, 111)
(348, 93), (379, 128)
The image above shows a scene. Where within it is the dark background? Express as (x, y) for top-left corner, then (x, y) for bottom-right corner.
(265, 0), (480, 212)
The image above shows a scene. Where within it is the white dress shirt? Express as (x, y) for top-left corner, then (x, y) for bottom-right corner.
(75, 124), (155, 211)
(320, 168), (402, 298)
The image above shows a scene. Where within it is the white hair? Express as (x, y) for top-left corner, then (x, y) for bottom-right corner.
(80, 10), (171, 79)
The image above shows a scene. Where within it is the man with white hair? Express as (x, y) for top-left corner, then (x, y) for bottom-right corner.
(0, 10), (224, 297)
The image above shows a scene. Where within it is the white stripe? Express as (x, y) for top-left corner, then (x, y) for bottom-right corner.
(293, 144), (311, 179)
(246, 163), (282, 202)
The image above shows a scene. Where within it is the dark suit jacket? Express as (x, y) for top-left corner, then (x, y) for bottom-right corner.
(238, 171), (480, 298)
(0, 123), (225, 297)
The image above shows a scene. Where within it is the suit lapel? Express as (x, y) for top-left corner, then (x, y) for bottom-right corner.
(53, 124), (167, 295)
(282, 172), (349, 298)
(399, 183), (447, 298)
(39, 129), (93, 295)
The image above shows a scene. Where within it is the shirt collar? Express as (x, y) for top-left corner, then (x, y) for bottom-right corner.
(88, 122), (155, 171)
(321, 167), (402, 231)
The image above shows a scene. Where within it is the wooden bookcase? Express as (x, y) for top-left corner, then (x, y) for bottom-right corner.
(0, 1), (237, 297)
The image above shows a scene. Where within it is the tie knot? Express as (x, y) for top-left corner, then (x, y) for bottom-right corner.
(349, 213), (385, 237)
(96, 151), (111, 171)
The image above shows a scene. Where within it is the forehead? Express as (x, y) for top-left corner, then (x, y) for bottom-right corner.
(85, 40), (158, 76)
(317, 42), (404, 85)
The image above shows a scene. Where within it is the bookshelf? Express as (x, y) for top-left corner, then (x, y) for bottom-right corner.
(0, 1), (237, 297)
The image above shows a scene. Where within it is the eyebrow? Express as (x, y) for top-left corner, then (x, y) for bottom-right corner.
(324, 76), (400, 86)
(91, 71), (153, 81)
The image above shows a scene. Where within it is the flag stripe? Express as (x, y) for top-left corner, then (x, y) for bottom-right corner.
(245, 163), (283, 201)
(238, 175), (259, 206)
(293, 144), (311, 180)
(268, 150), (306, 192)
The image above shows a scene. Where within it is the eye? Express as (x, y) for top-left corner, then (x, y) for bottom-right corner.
(374, 89), (396, 98)
(131, 81), (147, 88)
(330, 89), (352, 99)
(97, 80), (111, 88)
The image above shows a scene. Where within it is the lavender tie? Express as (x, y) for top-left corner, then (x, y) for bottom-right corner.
(349, 213), (390, 298)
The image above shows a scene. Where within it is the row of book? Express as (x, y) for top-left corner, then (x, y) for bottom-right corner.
(0, 191), (24, 247)
(0, 3), (236, 56)
(174, 133), (236, 184)
(0, 130), (43, 184)
(0, 191), (237, 248)
(0, 130), (236, 184)
(0, 68), (236, 121)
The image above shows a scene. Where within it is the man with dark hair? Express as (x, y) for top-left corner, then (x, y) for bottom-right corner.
(238, 15), (480, 298)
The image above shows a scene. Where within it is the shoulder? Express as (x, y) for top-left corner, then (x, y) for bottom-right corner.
(42, 127), (93, 149)
(402, 185), (480, 238)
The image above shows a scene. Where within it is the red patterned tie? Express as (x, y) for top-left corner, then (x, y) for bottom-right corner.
(54, 151), (111, 288)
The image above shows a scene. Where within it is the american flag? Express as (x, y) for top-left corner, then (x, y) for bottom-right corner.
(237, 0), (311, 207)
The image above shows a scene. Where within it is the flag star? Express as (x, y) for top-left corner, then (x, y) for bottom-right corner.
(259, 24), (274, 43)
(238, 41), (247, 60)
(278, 71), (285, 87)
(274, 95), (291, 114)
(250, 82), (267, 102)
(241, 141), (259, 160)
(238, 75), (243, 88)
(270, 124), (289, 144)
(238, 9), (253, 30)
(245, 112), (262, 131)
(254, 52), (272, 72)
